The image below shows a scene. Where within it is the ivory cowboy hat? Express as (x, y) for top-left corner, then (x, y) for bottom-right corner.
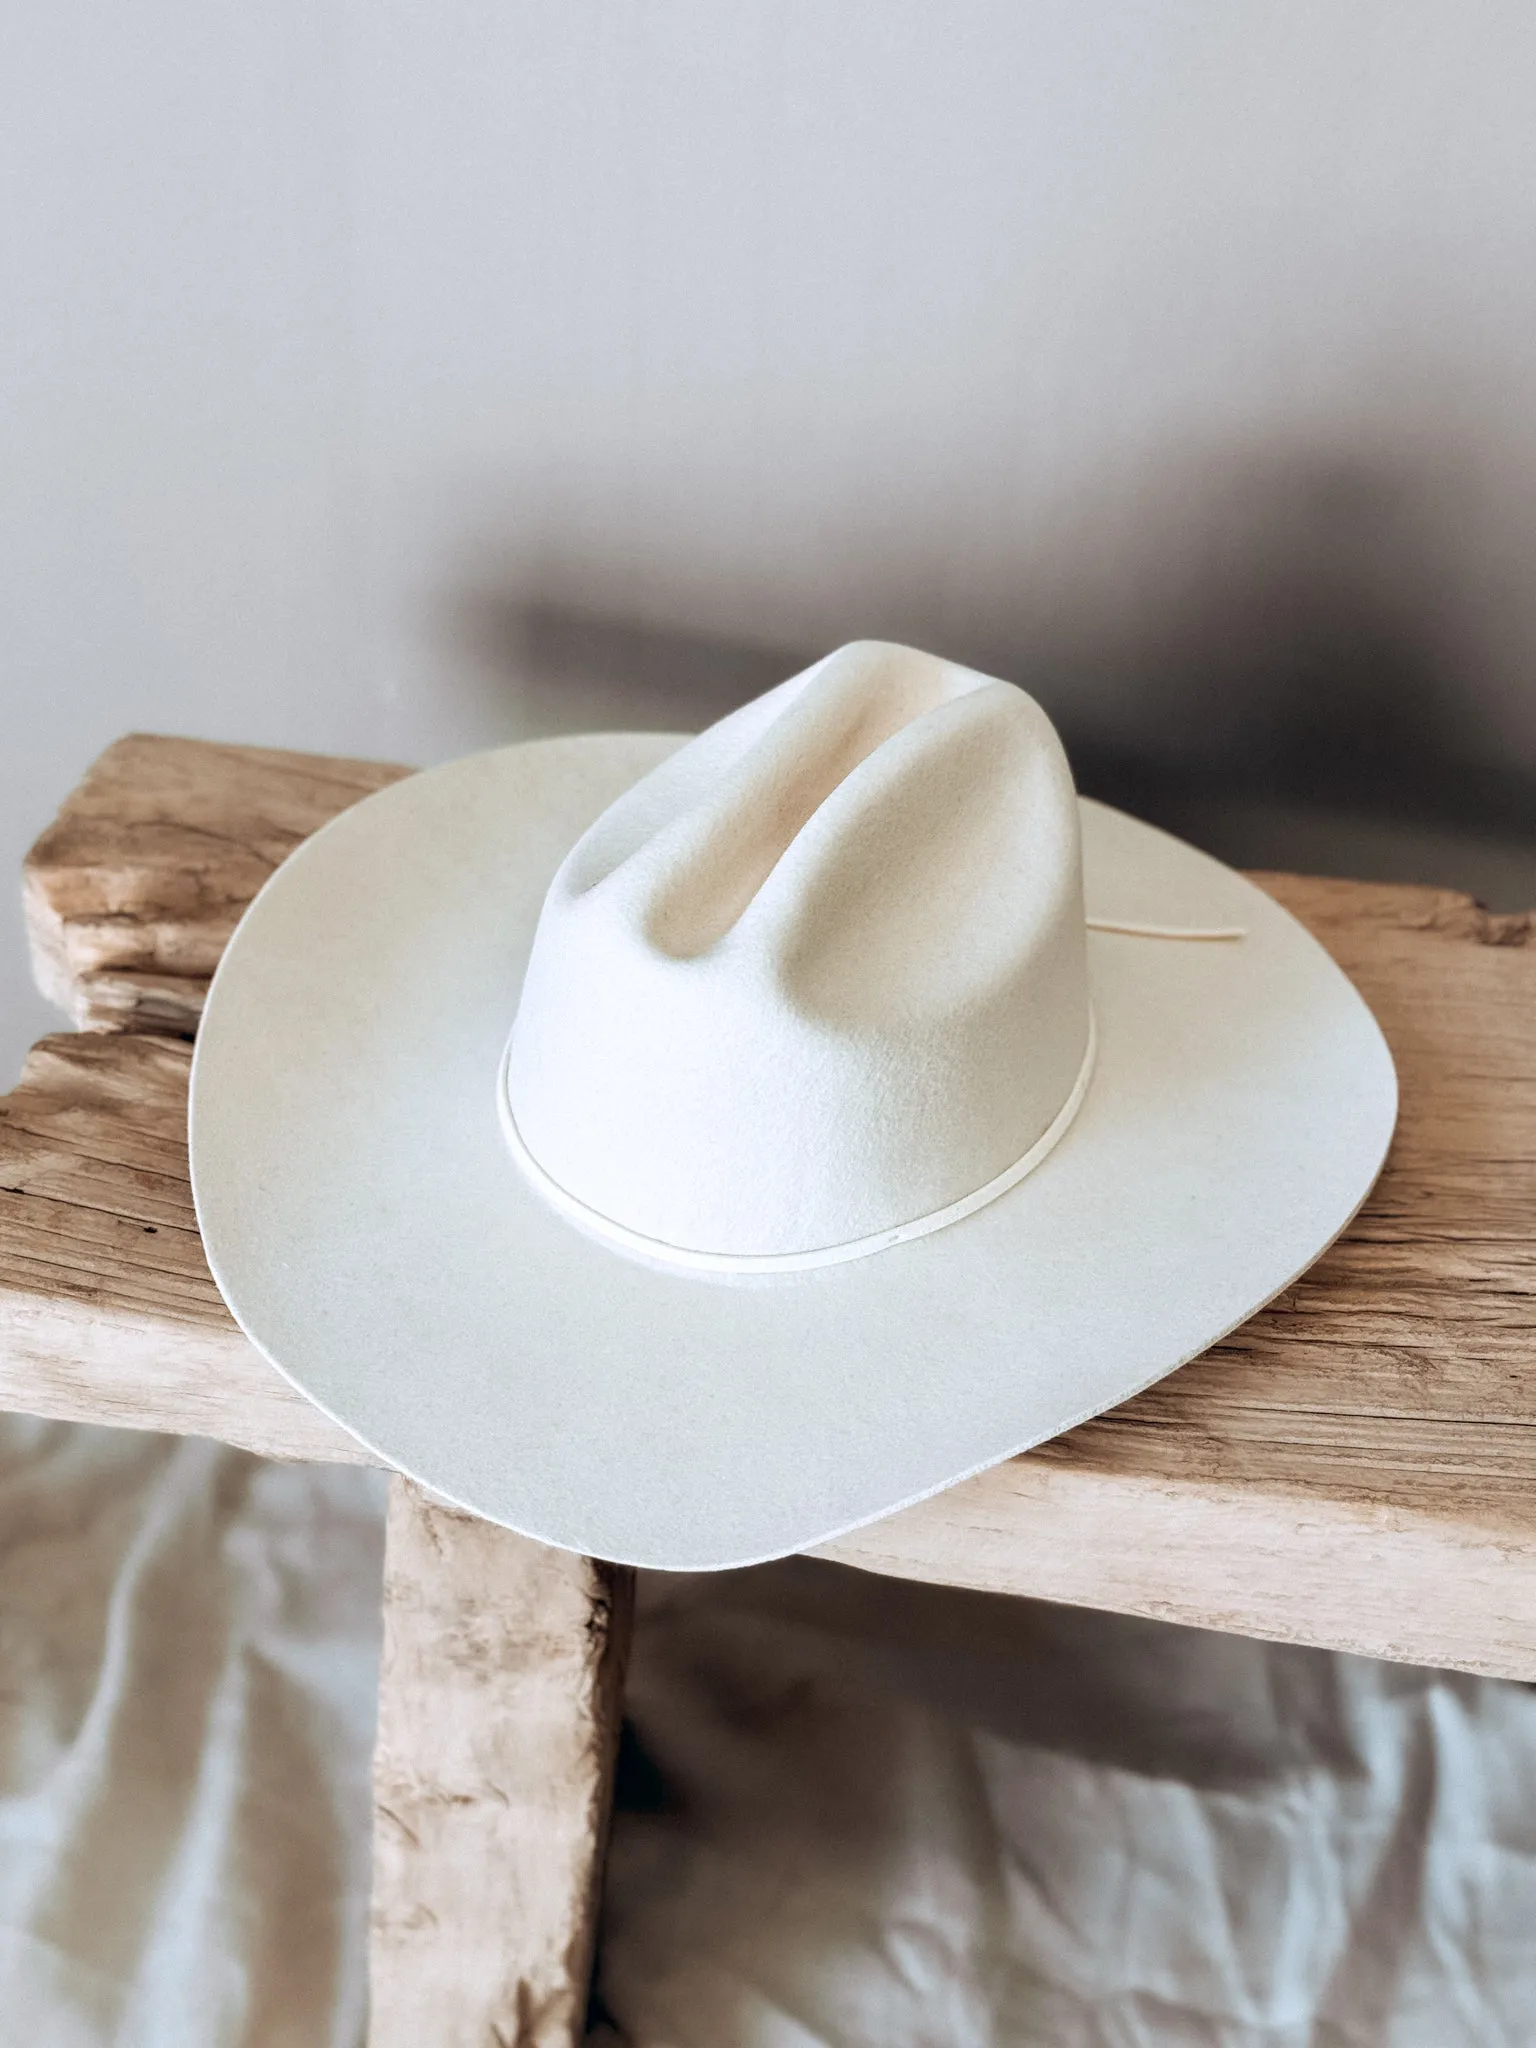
(191, 642), (1397, 1568)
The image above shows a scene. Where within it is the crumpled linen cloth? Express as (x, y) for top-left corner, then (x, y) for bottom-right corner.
(2, 1418), (1535, 2047)
(0, 1417), (384, 2048)
(597, 1565), (1536, 2048)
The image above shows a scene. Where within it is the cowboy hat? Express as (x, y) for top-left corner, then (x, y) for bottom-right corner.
(190, 643), (1396, 1567)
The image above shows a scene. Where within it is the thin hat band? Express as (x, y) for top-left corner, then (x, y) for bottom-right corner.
(1086, 917), (1247, 940)
(499, 1008), (1098, 1276)
(498, 920), (1244, 1277)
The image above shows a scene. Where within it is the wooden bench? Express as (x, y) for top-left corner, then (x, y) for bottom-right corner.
(4, 732), (1535, 2044)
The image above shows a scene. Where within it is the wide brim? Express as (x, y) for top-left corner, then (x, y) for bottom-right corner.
(190, 736), (1397, 1569)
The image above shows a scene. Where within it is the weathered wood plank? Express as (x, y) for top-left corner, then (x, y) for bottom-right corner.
(24, 732), (411, 1033)
(819, 1463), (1536, 1682)
(0, 1031), (363, 1461)
(6, 732), (1536, 1678)
(369, 1477), (632, 2048)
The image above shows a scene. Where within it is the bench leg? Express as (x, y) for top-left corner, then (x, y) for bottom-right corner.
(369, 1475), (634, 2047)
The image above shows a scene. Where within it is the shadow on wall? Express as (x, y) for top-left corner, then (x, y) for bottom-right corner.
(446, 446), (1536, 909)
(455, 597), (801, 740)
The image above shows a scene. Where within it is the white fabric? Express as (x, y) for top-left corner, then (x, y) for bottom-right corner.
(0, 1416), (383, 2048)
(599, 1563), (1536, 2048)
(505, 643), (1090, 1260)
(2, 1420), (1534, 2047)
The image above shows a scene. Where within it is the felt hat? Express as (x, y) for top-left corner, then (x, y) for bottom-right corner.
(190, 643), (1397, 1567)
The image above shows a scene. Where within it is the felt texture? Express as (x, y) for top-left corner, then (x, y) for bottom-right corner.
(189, 657), (1397, 1569)
(506, 644), (1089, 1259)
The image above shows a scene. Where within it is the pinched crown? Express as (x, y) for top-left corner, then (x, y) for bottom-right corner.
(503, 642), (1090, 1264)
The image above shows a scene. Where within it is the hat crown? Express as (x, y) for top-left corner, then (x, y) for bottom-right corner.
(504, 641), (1090, 1262)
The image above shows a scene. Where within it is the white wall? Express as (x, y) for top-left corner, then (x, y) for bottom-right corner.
(6, 3), (1536, 1076)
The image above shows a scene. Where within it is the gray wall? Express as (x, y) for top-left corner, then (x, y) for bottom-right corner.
(6, 2), (1536, 1076)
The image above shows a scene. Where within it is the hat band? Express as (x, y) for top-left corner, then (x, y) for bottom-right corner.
(497, 1008), (1098, 1277)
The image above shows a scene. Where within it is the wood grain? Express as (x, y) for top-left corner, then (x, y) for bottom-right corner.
(5, 732), (1536, 1677)
(369, 1478), (632, 2048)
(24, 732), (411, 1033)
(0, 1031), (362, 1461)
(820, 1464), (1536, 1681)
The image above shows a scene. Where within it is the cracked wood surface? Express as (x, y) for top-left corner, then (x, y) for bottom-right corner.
(24, 732), (411, 1033)
(0, 1030), (364, 1461)
(4, 734), (1536, 1679)
(369, 1479), (632, 2048)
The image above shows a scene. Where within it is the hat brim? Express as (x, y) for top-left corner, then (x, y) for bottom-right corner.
(190, 736), (1396, 1569)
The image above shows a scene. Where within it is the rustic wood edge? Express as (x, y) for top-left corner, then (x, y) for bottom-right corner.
(819, 1460), (1536, 1684)
(23, 731), (415, 1035)
(0, 1283), (368, 1464)
(369, 1478), (633, 2048)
